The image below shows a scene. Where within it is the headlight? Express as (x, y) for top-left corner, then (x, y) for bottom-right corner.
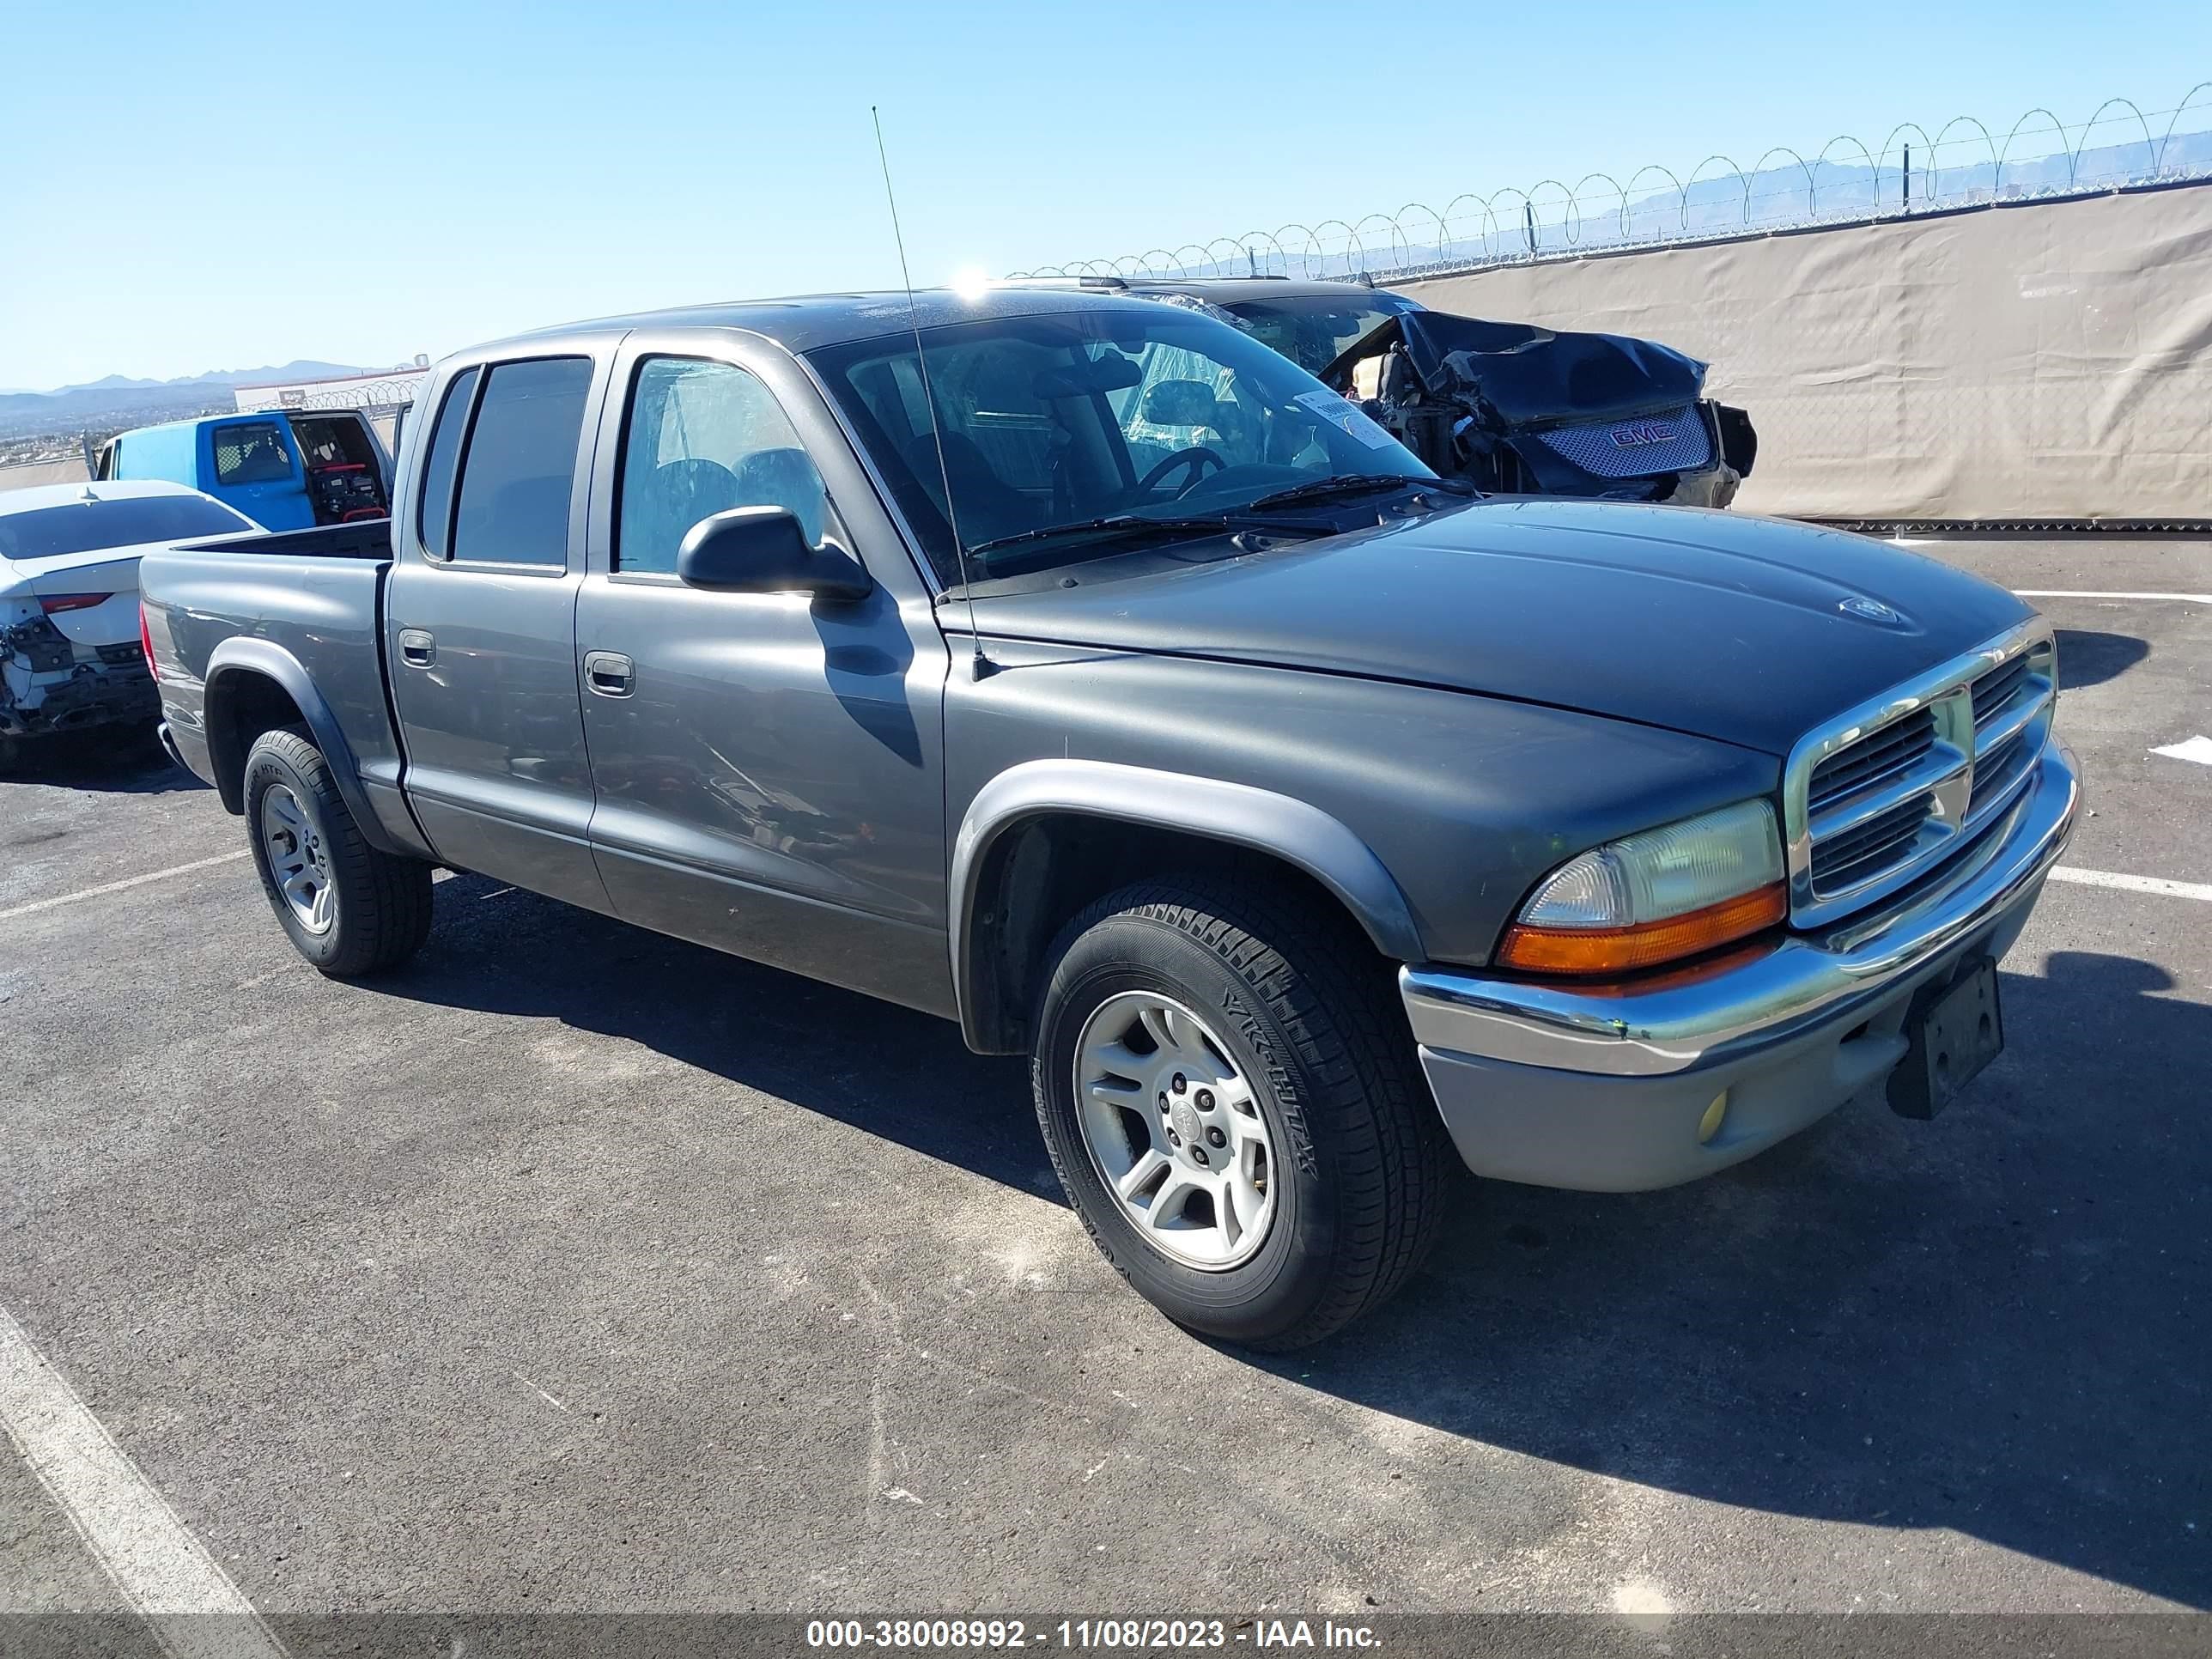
(1497, 799), (1787, 975)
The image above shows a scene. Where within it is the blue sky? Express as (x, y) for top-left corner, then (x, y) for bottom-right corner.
(3, 0), (2209, 389)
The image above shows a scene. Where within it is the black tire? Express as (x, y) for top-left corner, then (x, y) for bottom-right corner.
(1031, 874), (1457, 1350)
(242, 725), (432, 976)
(0, 733), (21, 777)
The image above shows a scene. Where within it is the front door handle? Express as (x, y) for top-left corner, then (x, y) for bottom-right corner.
(398, 628), (436, 667)
(583, 650), (635, 698)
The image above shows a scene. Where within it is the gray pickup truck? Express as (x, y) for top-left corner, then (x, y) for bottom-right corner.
(139, 289), (2079, 1349)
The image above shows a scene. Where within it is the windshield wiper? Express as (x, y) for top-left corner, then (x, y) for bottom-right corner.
(1246, 473), (1473, 512)
(965, 514), (1240, 563)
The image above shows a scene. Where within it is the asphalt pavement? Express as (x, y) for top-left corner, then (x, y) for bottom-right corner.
(2, 538), (2206, 1640)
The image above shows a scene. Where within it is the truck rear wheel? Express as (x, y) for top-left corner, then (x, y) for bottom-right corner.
(242, 726), (432, 976)
(1030, 875), (1455, 1350)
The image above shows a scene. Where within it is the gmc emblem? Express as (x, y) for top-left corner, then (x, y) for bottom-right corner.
(1609, 421), (1674, 448)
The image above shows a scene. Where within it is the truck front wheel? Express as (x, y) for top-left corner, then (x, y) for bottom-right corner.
(1030, 876), (1455, 1350)
(242, 726), (432, 976)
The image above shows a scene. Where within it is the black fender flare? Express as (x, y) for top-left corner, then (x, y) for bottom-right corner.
(202, 638), (403, 856)
(948, 759), (1423, 1051)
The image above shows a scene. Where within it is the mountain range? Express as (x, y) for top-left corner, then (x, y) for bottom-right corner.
(8, 362), (366, 399)
(0, 362), (370, 440)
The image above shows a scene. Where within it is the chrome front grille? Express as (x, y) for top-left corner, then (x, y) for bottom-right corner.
(1784, 623), (2057, 926)
(1971, 656), (2030, 726)
(1811, 793), (1940, 890)
(1808, 707), (1936, 814)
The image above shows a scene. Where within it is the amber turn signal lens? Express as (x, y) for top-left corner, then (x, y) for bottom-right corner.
(1496, 883), (1788, 976)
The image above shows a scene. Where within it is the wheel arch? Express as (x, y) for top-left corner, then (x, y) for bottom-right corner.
(950, 760), (1424, 1054)
(203, 640), (398, 854)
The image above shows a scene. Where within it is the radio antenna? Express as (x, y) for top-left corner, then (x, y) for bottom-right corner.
(872, 106), (992, 678)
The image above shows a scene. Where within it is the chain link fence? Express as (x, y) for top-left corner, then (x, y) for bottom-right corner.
(1007, 84), (2212, 283)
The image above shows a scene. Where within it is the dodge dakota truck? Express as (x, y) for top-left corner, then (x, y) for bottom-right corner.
(138, 289), (2079, 1349)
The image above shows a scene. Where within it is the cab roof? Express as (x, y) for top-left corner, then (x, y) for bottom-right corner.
(994, 276), (1394, 305)
(490, 286), (1182, 356)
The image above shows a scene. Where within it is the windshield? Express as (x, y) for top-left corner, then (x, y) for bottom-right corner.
(811, 306), (1431, 581)
(1220, 293), (1423, 375)
(0, 495), (253, 562)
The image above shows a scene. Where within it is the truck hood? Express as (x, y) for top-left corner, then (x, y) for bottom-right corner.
(963, 500), (2035, 757)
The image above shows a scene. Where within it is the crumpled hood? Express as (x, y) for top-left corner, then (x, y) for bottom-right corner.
(966, 500), (2035, 757)
(1327, 310), (1709, 428)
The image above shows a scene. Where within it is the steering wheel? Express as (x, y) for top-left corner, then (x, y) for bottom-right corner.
(1134, 447), (1226, 499)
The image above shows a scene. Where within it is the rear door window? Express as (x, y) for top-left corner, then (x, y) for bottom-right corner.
(211, 422), (295, 485)
(448, 357), (592, 567)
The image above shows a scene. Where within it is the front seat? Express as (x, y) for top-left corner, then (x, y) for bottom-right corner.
(732, 447), (830, 546)
(640, 458), (741, 570)
(902, 432), (1036, 548)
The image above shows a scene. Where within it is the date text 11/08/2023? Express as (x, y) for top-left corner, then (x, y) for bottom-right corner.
(804, 1619), (1382, 1649)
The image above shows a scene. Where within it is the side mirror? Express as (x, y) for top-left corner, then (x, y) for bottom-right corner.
(676, 507), (872, 603)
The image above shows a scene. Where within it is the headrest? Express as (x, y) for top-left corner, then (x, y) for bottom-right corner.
(1031, 355), (1143, 399)
(1141, 380), (1219, 427)
(732, 447), (825, 543)
(732, 447), (817, 493)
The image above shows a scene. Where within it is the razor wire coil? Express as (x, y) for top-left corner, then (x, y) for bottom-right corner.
(1005, 85), (2212, 284)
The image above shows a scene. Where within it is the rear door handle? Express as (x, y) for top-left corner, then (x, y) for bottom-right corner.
(583, 650), (635, 697)
(398, 628), (436, 667)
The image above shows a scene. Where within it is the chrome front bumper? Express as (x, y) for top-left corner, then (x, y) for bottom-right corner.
(1401, 739), (2080, 1191)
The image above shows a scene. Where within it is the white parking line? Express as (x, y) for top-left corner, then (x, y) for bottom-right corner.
(2011, 590), (2212, 604)
(0, 1305), (287, 1659)
(0, 851), (251, 925)
(2051, 866), (2212, 902)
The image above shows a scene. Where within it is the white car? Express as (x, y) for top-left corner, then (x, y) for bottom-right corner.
(0, 480), (257, 774)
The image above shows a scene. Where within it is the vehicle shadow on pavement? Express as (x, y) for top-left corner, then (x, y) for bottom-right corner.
(362, 872), (1046, 1194)
(2054, 628), (2149, 690)
(0, 728), (206, 795)
(357, 884), (2208, 1607)
(1282, 948), (2210, 1609)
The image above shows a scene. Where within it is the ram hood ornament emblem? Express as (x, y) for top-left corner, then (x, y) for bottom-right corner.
(1838, 594), (1906, 625)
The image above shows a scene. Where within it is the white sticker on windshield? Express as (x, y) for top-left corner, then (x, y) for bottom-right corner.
(1293, 388), (1398, 450)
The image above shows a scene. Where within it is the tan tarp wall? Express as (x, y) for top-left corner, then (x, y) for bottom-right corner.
(1397, 184), (2212, 520)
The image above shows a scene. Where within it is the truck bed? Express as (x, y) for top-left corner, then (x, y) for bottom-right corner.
(138, 524), (422, 856)
(173, 520), (394, 562)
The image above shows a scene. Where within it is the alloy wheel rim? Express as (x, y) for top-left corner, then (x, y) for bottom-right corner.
(260, 783), (335, 936)
(1073, 991), (1277, 1271)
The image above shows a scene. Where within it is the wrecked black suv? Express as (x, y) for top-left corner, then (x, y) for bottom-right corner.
(1035, 276), (1756, 508)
